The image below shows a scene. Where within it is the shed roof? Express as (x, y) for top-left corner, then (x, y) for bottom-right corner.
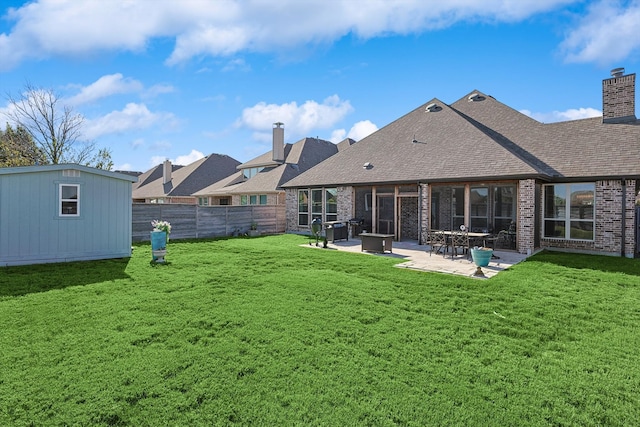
(0, 163), (139, 182)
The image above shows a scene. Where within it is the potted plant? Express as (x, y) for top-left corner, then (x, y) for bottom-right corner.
(248, 221), (259, 237)
(151, 220), (171, 262)
(470, 246), (493, 277)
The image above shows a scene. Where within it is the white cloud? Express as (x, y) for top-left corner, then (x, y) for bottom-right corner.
(520, 107), (601, 123)
(560, 1), (640, 64)
(149, 149), (205, 168)
(330, 120), (378, 142)
(174, 149), (205, 165)
(0, 0), (580, 70)
(65, 73), (144, 106)
(83, 103), (178, 139)
(238, 95), (354, 140)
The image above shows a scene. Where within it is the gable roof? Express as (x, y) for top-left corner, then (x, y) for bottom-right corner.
(132, 154), (240, 199)
(194, 137), (342, 196)
(283, 90), (640, 188)
(0, 163), (138, 182)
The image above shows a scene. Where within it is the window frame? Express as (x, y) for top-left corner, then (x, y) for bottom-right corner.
(543, 183), (595, 241)
(59, 183), (80, 217)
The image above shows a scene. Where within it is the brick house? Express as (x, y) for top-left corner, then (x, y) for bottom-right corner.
(193, 123), (355, 207)
(132, 154), (241, 204)
(282, 69), (640, 257)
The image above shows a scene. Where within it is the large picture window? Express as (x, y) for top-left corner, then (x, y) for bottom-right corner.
(298, 188), (338, 226)
(60, 184), (79, 216)
(544, 183), (594, 240)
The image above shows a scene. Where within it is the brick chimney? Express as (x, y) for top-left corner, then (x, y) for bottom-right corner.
(272, 122), (284, 163)
(603, 67), (636, 123)
(162, 159), (172, 184)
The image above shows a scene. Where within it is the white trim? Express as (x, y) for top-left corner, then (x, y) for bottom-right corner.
(59, 183), (80, 217)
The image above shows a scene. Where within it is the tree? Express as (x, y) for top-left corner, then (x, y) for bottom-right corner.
(3, 83), (111, 169)
(0, 123), (47, 167)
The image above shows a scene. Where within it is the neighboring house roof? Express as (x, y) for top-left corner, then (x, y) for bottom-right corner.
(282, 90), (640, 188)
(0, 163), (139, 182)
(132, 154), (241, 199)
(194, 137), (343, 196)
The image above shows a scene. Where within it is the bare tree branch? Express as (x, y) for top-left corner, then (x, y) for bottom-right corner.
(3, 82), (89, 165)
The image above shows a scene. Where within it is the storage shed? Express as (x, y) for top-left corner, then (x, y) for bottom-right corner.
(0, 164), (138, 266)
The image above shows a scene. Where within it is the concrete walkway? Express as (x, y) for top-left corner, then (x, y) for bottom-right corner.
(307, 238), (529, 279)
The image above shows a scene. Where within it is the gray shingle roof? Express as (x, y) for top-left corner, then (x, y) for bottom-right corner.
(283, 91), (640, 188)
(132, 154), (240, 199)
(195, 137), (342, 196)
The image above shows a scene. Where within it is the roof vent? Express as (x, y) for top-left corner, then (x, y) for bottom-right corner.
(363, 162), (373, 170)
(611, 67), (625, 77)
(425, 103), (441, 112)
(468, 93), (486, 102)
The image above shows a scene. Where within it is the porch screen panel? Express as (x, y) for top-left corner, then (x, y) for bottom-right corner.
(470, 187), (488, 231)
(325, 188), (337, 222)
(493, 185), (516, 232)
(311, 189), (323, 221)
(451, 187), (465, 229)
(298, 190), (309, 226)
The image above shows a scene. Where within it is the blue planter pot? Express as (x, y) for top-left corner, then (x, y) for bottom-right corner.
(471, 248), (493, 267)
(151, 231), (167, 262)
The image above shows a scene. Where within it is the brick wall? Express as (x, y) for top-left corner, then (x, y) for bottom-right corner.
(517, 179), (536, 254)
(540, 179), (637, 256)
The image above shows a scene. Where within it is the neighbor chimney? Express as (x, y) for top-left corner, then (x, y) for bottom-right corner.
(162, 159), (172, 184)
(272, 122), (284, 163)
(603, 67), (636, 123)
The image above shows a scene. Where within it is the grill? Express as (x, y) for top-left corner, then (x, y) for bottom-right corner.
(349, 218), (365, 237)
(325, 221), (349, 242)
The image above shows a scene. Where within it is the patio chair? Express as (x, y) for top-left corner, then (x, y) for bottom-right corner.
(428, 230), (447, 256)
(450, 230), (470, 259)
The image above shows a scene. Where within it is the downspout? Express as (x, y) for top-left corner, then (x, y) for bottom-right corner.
(622, 179), (627, 257)
(418, 183), (422, 245)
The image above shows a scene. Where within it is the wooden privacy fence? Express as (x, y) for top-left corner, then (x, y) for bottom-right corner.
(132, 203), (286, 242)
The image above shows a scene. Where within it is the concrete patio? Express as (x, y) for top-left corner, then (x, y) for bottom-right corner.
(306, 237), (530, 279)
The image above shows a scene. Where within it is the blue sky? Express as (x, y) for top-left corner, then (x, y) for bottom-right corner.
(1, 0), (639, 172)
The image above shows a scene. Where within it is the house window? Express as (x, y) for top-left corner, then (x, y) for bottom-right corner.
(219, 198), (230, 205)
(250, 195), (257, 205)
(298, 190), (309, 225)
(198, 197), (209, 206)
(60, 184), (79, 216)
(325, 188), (337, 222)
(242, 167), (264, 180)
(241, 195), (248, 205)
(259, 194), (268, 205)
(298, 188), (338, 226)
(311, 189), (323, 221)
(543, 183), (594, 240)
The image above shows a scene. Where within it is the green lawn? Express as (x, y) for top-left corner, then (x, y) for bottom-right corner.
(2, 234), (640, 426)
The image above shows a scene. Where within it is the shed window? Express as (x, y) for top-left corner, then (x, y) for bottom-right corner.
(60, 184), (79, 216)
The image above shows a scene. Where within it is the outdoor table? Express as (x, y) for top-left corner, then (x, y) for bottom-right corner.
(360, 233), (394, 254)
(439, 230), (490, 255)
